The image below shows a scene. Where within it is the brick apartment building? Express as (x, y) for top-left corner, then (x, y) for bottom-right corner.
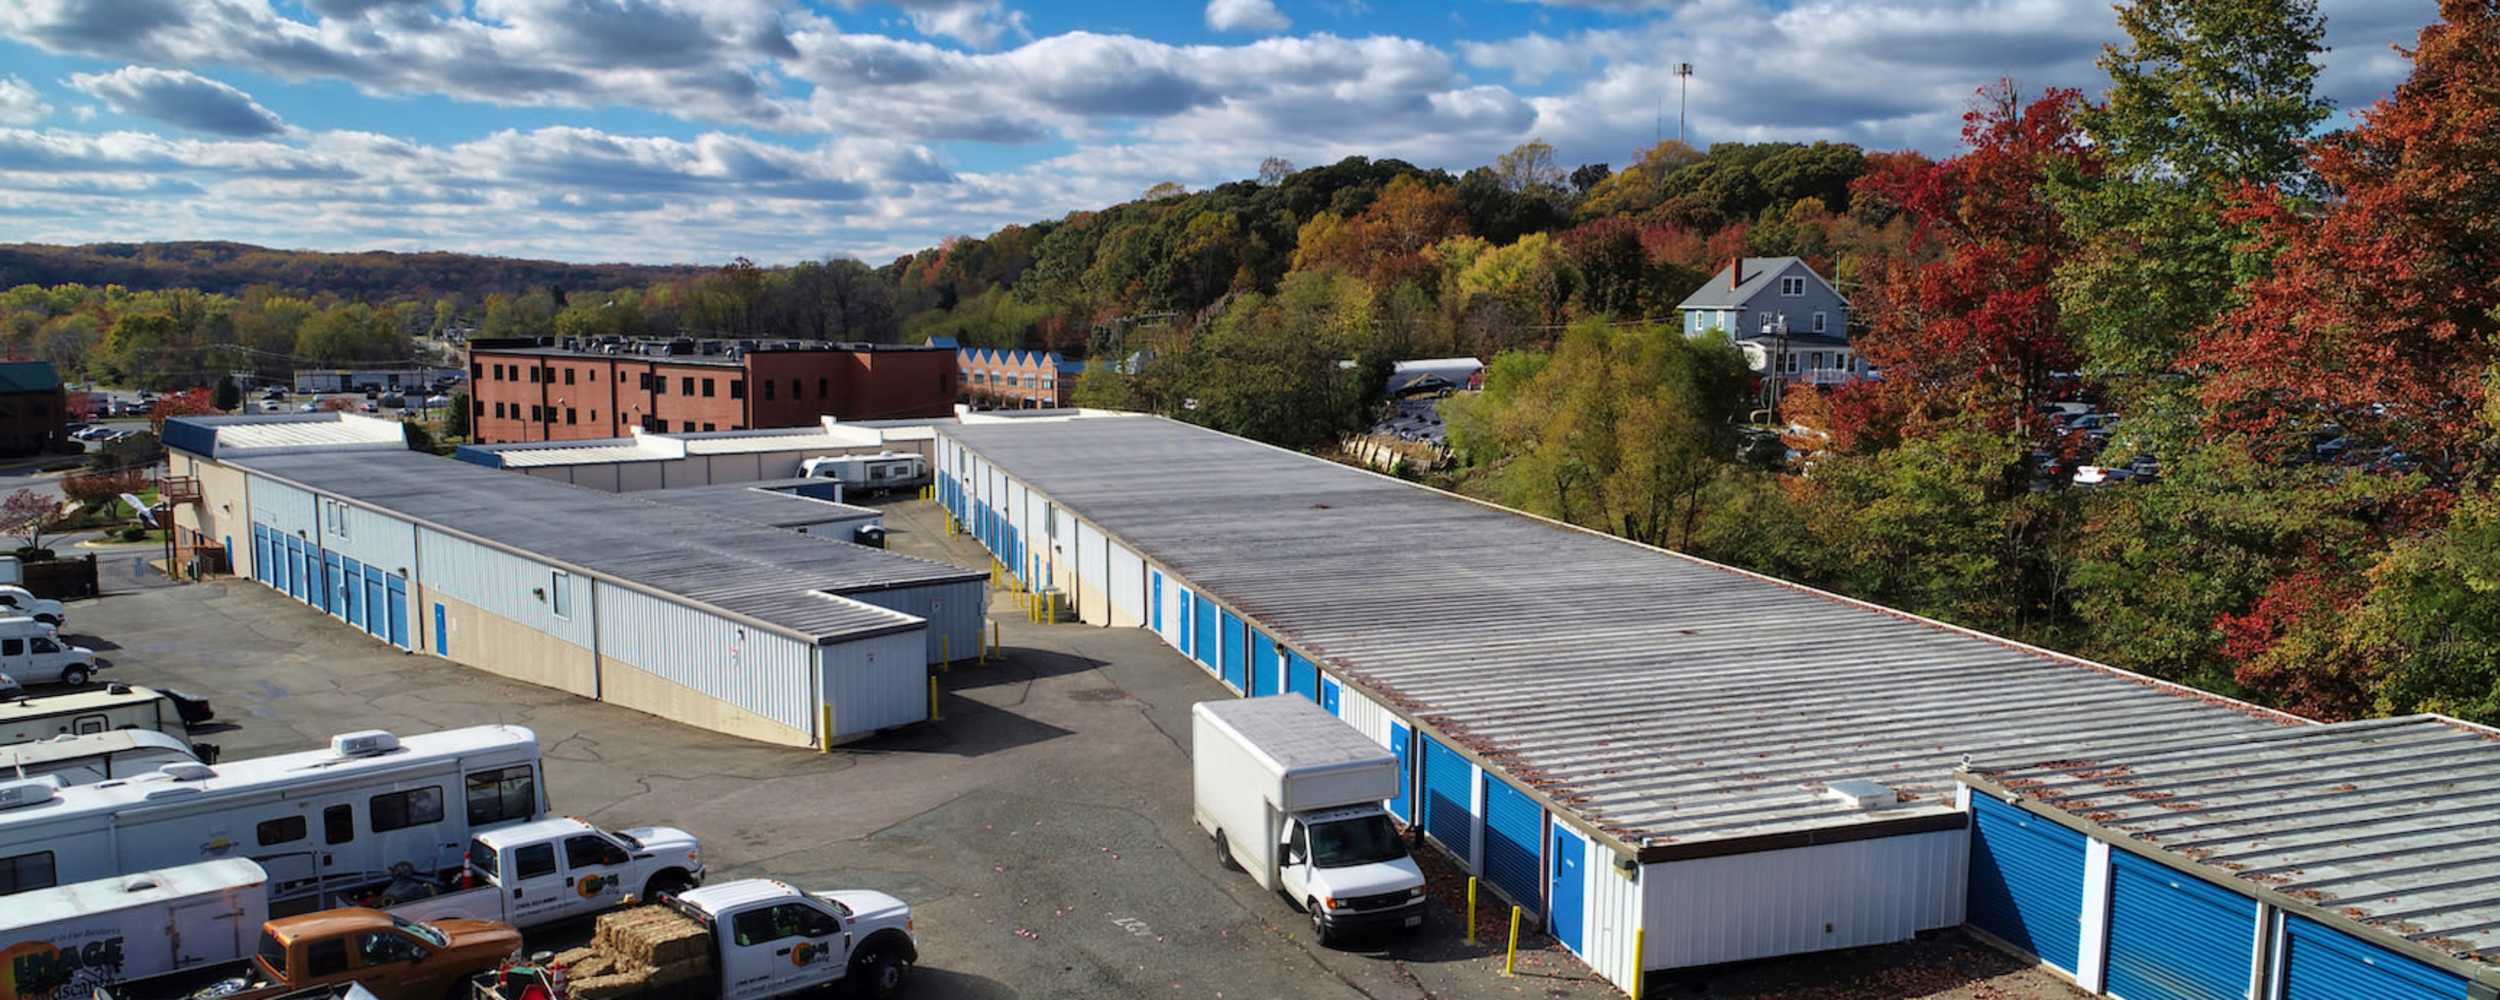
(940, 342), (1084, 409)
(466, 340), (957, 444)
(0, 361), (67, 456)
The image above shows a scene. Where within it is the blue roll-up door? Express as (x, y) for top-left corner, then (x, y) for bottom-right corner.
(1286, 652), (1318, 702)
(433, 603), (448, 656)
(387, 576), (408, 648)
(365, 567), (386, 639)
(254, 526), (271, 584)
(1481, 773), (1541, 916)
(1420, 736), (1473, 860)
(1321, 676), (1341, 716)
(1194, 598), (1219, 670)
(286, 538), (305, 600)
(325, 552), (345, 616)
(1149, 570), (1162, 632)
(1177, 588), (1195, 655)
(1387, 721), (1411, 822)
(2104, 851), (2257, 1000)
(2282, 916), (2467, 1000)
(1549, 822), (1585, 954)
(1968, 794), (2086, 973)
(1250, 631), (1278, 696)
(341, 556), (363, 630)
(1219, 611), (1246, 692)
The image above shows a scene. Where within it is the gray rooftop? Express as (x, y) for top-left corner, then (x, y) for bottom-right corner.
(639, 479), (883, 531)
(1676, 256), (1826, 311)
(230, 449), (980, 644)
(1965, 715), (2500, 971)
(940, 417), (2295, 857)
(1200, 695), (1396, 772)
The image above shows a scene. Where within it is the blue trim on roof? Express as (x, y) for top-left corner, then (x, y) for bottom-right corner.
(452, 446), (507, 469)
(160, 417), (221, 459)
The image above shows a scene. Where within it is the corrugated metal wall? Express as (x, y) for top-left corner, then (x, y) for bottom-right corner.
(1640, 828), (1966, 970)
(820, 627), (929, 738)
(847, 580), (987, 666)
(247, 473), (317, 535)
(1338, 684), (1392, 746)
(1076, 519), (1109, 625)
(1107, 539), (1144, 628)
(1581, 834), (1645, 991)
(321, 498), (417, 576)
(595, 583), (817, 731)
(416, 527), (596, 649)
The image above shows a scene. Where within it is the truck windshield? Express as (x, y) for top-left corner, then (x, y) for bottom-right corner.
(257, 929), (286, 972)
(1309, 815), (1408, 868)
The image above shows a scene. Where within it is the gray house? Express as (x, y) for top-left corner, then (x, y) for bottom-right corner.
(1676, 257), (1860, 385)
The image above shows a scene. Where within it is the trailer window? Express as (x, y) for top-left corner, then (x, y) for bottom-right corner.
(0, 850), (55, 895)
(258, 816), (307, 846)
(370, 786), (445, 833)
(324, 805), (354, 845)
(1, 638), (20, 656)
(466, 765), (537, 825)
(514, 843), (557, 880)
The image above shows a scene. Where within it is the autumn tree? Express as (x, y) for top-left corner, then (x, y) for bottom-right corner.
(147, 388), (219, 434)
(0, 489), (68, 556)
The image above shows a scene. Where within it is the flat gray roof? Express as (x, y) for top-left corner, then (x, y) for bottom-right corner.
(940, 417), (2295, 858)
(1964, 715), (2500, 974)
(639, 479), (882, 531)
(230, 449), (980, 644)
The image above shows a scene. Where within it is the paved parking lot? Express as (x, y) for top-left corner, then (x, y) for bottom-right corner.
(56, 498), (2079, 1000)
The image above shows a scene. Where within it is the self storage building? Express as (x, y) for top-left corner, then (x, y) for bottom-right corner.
(933, 415), (2303, 993)
(1960, 715), (2500, 1000)
(165, 413), (986, 748)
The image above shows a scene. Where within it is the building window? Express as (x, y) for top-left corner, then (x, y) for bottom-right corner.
(957, 372), (968, 383)
(549, 570), (570, 619)
(681, 376), (694, 395)
(1811, 352), (1826, 370)
(474, 399), (485, 417)
(528, 366), (540, 384)
(564, 369), (576, 385)
(702, 422), (716, 431)
(369, 786), (445, 832)
(730, 379), (744, 399)
(1813, 311), (1828, 333)
(589, 410), (597, 422)
(763, 380), (775, 401)
(566, 408), (577, 425)
(789, 378), (800, 399)
(817, 377), (828, 397)
(471, 362), (483, 380)
(1781, 276), (1806, 296)
(697, 377), (713, 397)
(530, 404), (542, 422)
(589, 369), (597, 382)
(493, 401), (505, 418)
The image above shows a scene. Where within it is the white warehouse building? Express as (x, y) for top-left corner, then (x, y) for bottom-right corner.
(932, 415), (2336, 994)
(165, 413), (987, 748)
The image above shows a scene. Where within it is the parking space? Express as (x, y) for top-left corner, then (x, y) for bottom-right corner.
(54, 497), (2081, 1000)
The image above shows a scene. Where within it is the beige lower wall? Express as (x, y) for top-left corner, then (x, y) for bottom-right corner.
(597, 655), (812, 748)
(177, 455), (255, 574)
(421, 586), (599, 698)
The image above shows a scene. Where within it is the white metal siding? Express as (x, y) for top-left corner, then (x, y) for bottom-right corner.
(1075, 519), (1109, 625)
(1338, 684), (1392, 746)
(1107, 540), (1144, 627)
(821, 628), (928, 738)
(617, 463), (664, 492)
(247, 474), (317, 536)
(847, 580), (985, 666)
(414, 527), (596, 649)
(321, 500), (417, 575)
(1585, 838), (1645, 990)
(595, 582), (817, 730)
(1640, 829), (1967, 970)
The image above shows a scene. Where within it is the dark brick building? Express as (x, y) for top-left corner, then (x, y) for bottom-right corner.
(0, 361), (67, 456)
(465, 341), (957, 444)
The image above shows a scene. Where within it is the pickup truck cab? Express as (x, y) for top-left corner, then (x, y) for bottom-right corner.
(384, 817), (702, 931)
(213, 908), (520, 1000)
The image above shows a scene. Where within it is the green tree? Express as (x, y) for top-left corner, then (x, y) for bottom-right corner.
(444, 392), (471, 441)
(213, 375), (241, 412)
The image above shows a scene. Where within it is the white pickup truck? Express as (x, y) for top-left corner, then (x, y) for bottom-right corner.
(469, 879), (918, 1000)
(377, 817), (704, 931)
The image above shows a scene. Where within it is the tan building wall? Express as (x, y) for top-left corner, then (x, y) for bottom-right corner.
(421, 586), (599, 698)
(597, 655), (812, 748)
(172, 454), (256, 576)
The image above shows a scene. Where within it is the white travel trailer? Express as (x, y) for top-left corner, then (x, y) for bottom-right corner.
(0, 726), (545, 909)
(0, 686), (189, 747)
(1, 730), (206, 786)
(798, 452), (929, 496)
(0, 858), (269, 1000)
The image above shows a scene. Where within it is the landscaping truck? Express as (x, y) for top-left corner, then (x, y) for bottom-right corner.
(1191, 696), (1428, 945)
(465, 879), (916, 1000)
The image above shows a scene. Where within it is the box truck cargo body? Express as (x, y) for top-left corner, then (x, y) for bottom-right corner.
(1191, 697), (1426, 944)
(0, 858), (270, 1000)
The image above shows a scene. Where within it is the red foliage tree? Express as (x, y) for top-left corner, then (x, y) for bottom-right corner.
(1850, 84), (2099, 441)
(2218, 570), (2375, 721)
(147, 388), (219, 434)
(2194, 0), (2500, 470)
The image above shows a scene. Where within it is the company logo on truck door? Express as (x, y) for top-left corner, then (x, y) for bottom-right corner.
(790, 941), (821, 967)
(3, 934), (128, 1000)
(576, 874), (612, 898)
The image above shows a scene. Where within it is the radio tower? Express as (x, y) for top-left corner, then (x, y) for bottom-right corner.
(1675, 63), (1694, 146)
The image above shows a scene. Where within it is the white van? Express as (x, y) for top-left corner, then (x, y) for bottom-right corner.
(0, 618), (102, 687)
(0, 584), (66, 627)
(0, 685), (188, 747)
(1, 730), (206, 785)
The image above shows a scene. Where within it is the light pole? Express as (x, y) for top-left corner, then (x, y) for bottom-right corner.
(1675, 64), (1693, 146)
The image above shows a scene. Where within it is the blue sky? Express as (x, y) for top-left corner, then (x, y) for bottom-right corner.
(0, 0), (2435, 266)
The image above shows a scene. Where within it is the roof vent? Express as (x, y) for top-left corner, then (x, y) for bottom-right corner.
(0, 776), (61, 810)
(122, 876), (161, 893)
(1824, 778), (1899, 810)
(330, 730), (401, 758)
(158, 762), (215, 782)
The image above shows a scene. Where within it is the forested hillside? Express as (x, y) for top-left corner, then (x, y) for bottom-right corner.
(0, 242), (704, 299)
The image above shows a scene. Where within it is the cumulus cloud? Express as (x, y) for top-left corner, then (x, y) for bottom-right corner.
(831, 0), (1028, 49)
(67, 66), (288, 137)
(1207, 0), (1291, 34)
(0, 76), (51, 126)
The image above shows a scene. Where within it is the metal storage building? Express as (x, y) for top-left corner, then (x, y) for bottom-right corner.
(933, 416), (2304, 992)
(637, 478), (884, 535)
(1961, 715), (2500, 1000)
(166, 414), (985, 748)
(454, 410), (1115, 492)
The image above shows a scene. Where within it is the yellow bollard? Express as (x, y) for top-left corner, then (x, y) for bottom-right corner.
(819, 704), (832, 754)
(1629, 929), (1645, 1000)
(1465, 877), (1479, 945)
(928, 676), (941, 720)
(1501, 905), (1521, 977)
(987, 620), (999, 660)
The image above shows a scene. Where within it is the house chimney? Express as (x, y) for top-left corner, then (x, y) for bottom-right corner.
(1729, 258), (1743, 290)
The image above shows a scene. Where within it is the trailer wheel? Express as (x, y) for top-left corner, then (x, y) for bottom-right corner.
(1212, 830), (1240, 871)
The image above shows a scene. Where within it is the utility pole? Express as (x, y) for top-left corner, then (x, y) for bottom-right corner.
(1675, 64), (1693, 147)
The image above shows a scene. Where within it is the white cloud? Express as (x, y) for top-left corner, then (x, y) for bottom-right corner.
(0, 76), (51, 126)
(831, 0), (1028, 48)
(1207, 0), (1292, 34)
(67, 66), (288, 137)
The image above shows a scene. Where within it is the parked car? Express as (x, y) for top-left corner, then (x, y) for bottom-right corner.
(423, 394), (452, 408)
(297, 402), (319, 413)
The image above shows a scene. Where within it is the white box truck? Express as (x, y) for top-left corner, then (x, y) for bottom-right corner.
(1191, 696), (1427, 945)
(0, 858), (269, 1000)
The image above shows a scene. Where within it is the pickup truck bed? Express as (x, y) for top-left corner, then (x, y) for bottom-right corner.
(469, 904), (713, 1000)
